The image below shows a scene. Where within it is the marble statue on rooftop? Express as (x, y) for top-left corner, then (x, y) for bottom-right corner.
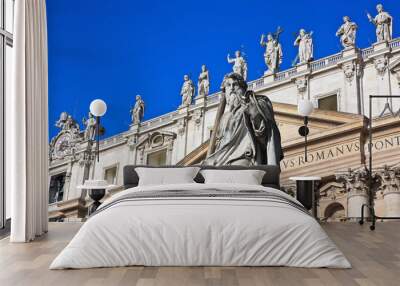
(197, 65), (210, 98)
(180, 74), (195, 106)
(63, 114), (80, 132)
(260, 27), (283, 74)
(82, 112), (96, 141)
(204, 72), (283, 166)
(294, 29), (313, 64)
(367, 4), (393, 42)
(227, 50), (248, 80)
(130, 95), (145, 125)
(336, 16), (358, 49)
(55, 112), (68, 129)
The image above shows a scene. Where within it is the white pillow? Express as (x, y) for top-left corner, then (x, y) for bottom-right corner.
(200, 169), (265, 185)
(135, 167), (200, 186)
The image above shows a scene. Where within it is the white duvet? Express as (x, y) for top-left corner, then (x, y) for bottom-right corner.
(50, 183), (351, 269)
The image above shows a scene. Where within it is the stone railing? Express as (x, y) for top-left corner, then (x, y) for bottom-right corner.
(274, 67), (297, 82)
(97, 93), (223, 147)
(207, 92), (221, 104)
(95, 37), (400, 148)
(361, 47), (374, 58)
(99, 133), (126, 148)
(390, 38), (400, 49)
(310, 52), (343, 72)
(361, 38), (400, 59)
(136, 110), (178, 133)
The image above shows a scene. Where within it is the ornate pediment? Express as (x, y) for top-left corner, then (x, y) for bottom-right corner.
(135, 131), (177, 150)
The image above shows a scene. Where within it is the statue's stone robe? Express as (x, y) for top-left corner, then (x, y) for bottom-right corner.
(337, 21), (357, 48)
(205, 93), (283, 166)
(374, 11), (392, 42)
(181, 80), (194, 105)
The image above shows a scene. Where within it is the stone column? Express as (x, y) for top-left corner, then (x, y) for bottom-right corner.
(63, 161), (73, 200)
(338, 48), (362, 114)
(337, 168), (369, 220)
(192, 108), (204, 148)
(347, 190), (369, 219)
(377, 165), (400, 217)
(175, 106), (190, 161)
(166, 137), (175, 165)
(370, 42), (391, 117)
(126, 129), (139, 164)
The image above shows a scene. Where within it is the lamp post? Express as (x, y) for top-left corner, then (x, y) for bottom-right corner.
(78, 99), (107, 218)
(89, 99), (107, 162)
(297, 99), (314, 162)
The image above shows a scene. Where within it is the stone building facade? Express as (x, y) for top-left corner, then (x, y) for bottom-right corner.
(48, 38), (400, 221)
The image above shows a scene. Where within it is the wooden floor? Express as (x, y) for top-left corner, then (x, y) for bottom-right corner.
(0, 222), (399, 286)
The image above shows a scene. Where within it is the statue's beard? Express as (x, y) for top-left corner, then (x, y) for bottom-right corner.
(226, 92), (242, 111)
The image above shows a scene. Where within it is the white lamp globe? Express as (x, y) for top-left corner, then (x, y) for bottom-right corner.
(298, 99), (314, 117)
(90, 99), (107, 117)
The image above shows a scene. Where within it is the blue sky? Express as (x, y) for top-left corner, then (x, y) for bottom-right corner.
(47, 0), (399, 139)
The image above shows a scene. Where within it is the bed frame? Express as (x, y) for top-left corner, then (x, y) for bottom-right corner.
(123, 165), (281, 190)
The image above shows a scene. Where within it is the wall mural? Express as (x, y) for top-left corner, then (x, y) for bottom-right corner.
(48, 4), (400, 223)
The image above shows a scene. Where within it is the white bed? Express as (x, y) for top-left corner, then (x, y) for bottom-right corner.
(50, 183), (351, 269)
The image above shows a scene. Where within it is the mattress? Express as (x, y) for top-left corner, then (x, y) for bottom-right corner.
(50, 183), (351, 269)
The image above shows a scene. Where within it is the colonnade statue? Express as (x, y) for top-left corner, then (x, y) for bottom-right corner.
(367, 4), (393, 42)
(180, 74), (195, 106)
(227, 50), (248, 80)
(336, 16), (358, 49)
(130, 95), (145, 125)
(197, 65), (210, 97)
(205, 72), (283, 166)
(294, 29), (313, 64)
(82, 112), (96, 141)
(260, 27), (283, 74)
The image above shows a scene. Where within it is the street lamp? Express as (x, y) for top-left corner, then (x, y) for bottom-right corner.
(297, 99), (314, 162)
(89, 99), (107, 161)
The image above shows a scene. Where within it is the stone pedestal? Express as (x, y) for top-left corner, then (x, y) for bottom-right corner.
(129, 123), (139, 131)
(194, 95), (206, 106)
(263, 72), (275, 85)
(178, 105), (190, 114)
(296, 62), (309, 73)
(263, 69), (273, 76)
(347, 193), (369, 220)
(341, 47), (358, 58)
(383, 192), (400, 217)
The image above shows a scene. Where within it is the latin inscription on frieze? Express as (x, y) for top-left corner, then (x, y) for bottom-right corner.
(281, 142), (360, 170)
(281, 134), (400, 170)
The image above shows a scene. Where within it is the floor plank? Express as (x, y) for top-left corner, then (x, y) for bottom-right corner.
(0, 222), (399, 286)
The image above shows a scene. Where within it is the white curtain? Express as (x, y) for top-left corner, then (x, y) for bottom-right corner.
(8, 0), (49, 242)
